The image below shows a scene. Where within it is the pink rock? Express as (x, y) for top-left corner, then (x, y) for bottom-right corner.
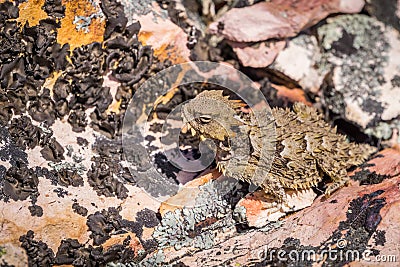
(209, 0), (365, 42)
(236, 188), (317, 227)
(132, 2), (191, 64)
(228, 40), (286, 68)
(159, 171), (221, 216)
(162, 151), (400, 265)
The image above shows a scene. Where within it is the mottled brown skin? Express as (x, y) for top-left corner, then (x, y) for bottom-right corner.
(181, 90), (376, 202)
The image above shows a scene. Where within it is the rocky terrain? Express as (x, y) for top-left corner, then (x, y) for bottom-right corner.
(0, 0), (399, 266)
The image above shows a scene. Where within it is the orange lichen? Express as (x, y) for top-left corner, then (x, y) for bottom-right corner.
(137, 12), (190, 64)
(57, 0), (105, 51)
(16, 0), (48, 27)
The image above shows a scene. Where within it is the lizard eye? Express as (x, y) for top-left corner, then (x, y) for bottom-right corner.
(199, 115), (212, 123)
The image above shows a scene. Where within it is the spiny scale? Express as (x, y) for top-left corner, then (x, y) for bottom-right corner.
(181, 90), (376, 202)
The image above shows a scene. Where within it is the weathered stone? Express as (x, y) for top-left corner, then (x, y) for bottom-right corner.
(318, 15), (400, 141)
(159, 171), (220, 216)
(365, 0), (400, 31)
(209, 0), (364, 42)
(228, 40), (286, 68)
(235, 189), (316, 227)
(268, 34), (325, 94)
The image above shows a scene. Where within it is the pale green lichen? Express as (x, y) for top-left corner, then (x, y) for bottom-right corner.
(48, 161), (86, 175)
(73, 0), (104, 33)
(365, 121), (400, 143)
(318, 14), (394, 132)
(233, 205), (247, 224)
(73, 12), (104, 33)
(152, 180), (235, 250)
(319, 15), (385, 51)
(107, 249), (167, 267)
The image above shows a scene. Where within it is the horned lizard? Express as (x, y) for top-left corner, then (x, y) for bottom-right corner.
(181, 90), (376, 202)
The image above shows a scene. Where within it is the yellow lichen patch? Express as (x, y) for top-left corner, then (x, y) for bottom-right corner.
(16, 0), (48, 27)
(106, 99), (122, 115)
(43, 71), (62, 98)
(57, 0), (105, 51)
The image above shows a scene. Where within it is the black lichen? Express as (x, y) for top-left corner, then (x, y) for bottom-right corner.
(350, 155), (389, 185)
(72, 202), (88, 217)
(43, 0), (66, 19)
(136, 208), (159, 228)
(0, 3), (70, 128)
(86, 207), (142, 246)
(19, 230), (55, 267)
(2, 162), (39, 202)
(373, 230), (386, 246)
(76, 137), (89, 147)
(54, 238), (135, 266)
(0, 126), (28, 166)
(87, 156), (129, 200)
(36, 166), (84, 188)
(53, 187), (68, 198)
(28, 205), (44, 217)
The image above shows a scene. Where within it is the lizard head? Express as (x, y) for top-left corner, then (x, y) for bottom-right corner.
(181, 90), (246, 144)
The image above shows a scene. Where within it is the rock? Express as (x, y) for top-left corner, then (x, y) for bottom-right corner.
(159, 171), (220, 216)
(159, 148), (400, 266)
(269, 84), (312, 107)
(365, 0), (400, 31)
(258, 80), (312, 108)
(235, 189), (317, 227)
(121, 1), (191, 64)
(268, 34), (325, 94)
(209, 0), (364, 43)
(228, 40), (286, 68)
(102, 233), (144, 257)
(318, 15), (400, 141)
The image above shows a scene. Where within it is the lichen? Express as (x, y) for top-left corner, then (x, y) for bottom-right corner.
(152, 180), (235, 250)
(107, 250), (168, 267)
(364, 120), (400, 143)
(318, 15), (395, 131)
(233, 205), (247, 224)
(48, 161), (87, 175)
(73, 11), (104, 33)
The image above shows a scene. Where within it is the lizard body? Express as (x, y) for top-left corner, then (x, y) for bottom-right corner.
(181, 90), (376, 201)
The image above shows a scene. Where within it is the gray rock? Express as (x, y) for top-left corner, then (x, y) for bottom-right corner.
(365, 0), (400, 31)
(318, 15), (400, 141)
(268, 34), (326, 94)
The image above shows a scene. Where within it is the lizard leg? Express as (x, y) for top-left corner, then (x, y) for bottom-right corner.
(260, 172), (287, 204)
(324, 177), (349, 197)
(317, 158), (350, 197)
